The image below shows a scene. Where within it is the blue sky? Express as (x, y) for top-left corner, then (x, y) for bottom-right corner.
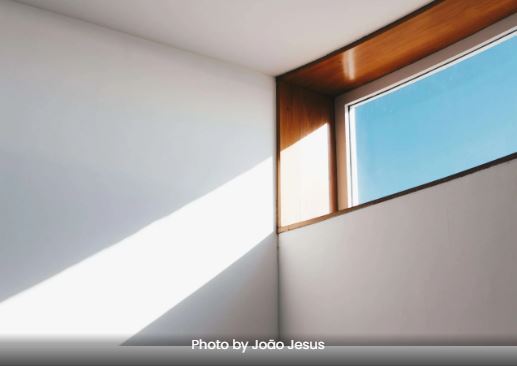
(353, 33), (517, 204)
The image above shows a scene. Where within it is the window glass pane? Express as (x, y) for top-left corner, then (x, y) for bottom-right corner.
(350, 33), (517, 205)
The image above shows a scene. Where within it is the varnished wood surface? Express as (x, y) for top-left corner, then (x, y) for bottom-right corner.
(277, 81), (337, 227)
(278, 152), (517, 233)
(278, 0), (517, 96)
(278, 81), (333, 150)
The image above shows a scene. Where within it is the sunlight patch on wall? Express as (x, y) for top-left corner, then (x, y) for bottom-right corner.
(280, 124), (331, 226)
(0, 158), (274, 345)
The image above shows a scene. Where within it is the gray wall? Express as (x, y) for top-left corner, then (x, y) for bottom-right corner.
(279, 158), (517, 345)
(0, 0), (277, 345)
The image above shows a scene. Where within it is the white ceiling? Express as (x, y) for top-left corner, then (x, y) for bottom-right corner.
(16, 0), (432, 75)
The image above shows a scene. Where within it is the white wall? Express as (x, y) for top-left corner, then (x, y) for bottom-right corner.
(279, 158), (517, 344)
(0, 0), (277, 345)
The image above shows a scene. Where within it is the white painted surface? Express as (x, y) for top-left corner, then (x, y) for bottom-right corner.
(15, 0), (431, 75)
(0, 0), (276, 345)
(279, 159), (517, 344)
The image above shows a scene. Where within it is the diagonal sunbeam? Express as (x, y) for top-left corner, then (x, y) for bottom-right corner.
(0, 158), (274, 345)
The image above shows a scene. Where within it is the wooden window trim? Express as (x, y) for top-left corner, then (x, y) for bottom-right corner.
(276, 0), (517, 233)
(277, 0), (517, 96)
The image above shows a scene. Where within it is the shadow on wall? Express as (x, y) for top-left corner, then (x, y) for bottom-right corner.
(0, 150), (276, 345)
(0, 0), (276, 345)
(1, 150), (176, 303)
(125, 233), (277, 346)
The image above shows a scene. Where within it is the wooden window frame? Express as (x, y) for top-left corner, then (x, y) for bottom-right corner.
(276, 0), (517, 233)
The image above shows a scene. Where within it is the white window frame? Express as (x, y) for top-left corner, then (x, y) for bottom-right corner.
(334, 14), (517, 209)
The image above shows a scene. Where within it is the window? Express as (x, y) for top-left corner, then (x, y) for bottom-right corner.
(345, 31), (517, 206)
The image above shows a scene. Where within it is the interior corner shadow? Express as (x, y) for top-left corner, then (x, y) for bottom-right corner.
(123, 233), (278, 346)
